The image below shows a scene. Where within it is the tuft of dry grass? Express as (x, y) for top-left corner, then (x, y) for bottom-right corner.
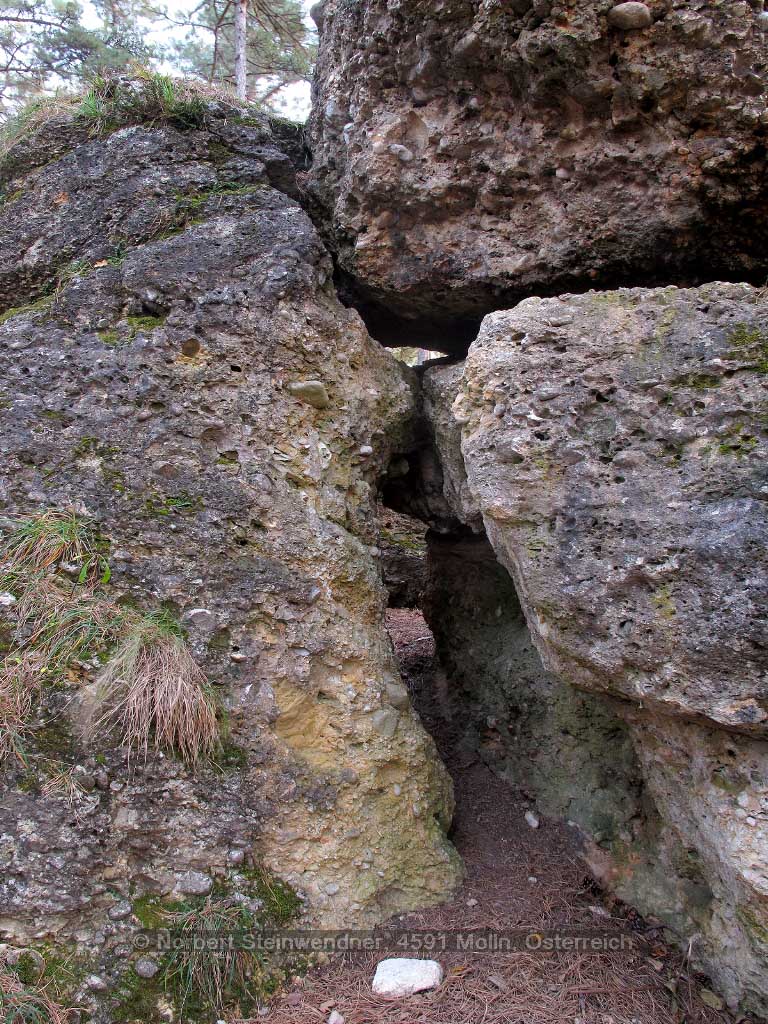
(40, 761), (90, 819)
(0, 664), (34, 764)
(0, 509), (219, 766)
(0, 512), (117, 763)
(88, 618), (219, 764)
(0, 966), (72, 1024)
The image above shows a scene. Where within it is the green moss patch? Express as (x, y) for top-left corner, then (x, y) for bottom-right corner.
(0, 293), (55, 326)
(143, 491), (201, 517)
(727, 322), (768, 374)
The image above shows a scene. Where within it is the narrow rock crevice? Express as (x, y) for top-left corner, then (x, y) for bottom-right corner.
(376, 317), (768, 1018)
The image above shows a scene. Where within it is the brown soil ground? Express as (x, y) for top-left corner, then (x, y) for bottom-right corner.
(264, 610), (743, 1024)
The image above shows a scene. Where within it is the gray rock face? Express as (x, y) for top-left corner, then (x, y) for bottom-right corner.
(422, 532), (643, 843)
(310, 1), (768, 350)
(452, 283), (768, 733)
(423, 283), (768, 1014)
(378, 506), (427, 608)
(0, 100), (461, 964)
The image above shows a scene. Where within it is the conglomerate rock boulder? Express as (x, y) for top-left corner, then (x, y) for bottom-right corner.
(310, 0), (768, 351)
(422, 282), (768, 1014)
(0, 95), (461, 1015)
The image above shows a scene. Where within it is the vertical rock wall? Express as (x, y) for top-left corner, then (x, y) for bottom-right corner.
(0, 96), (461, 1006)
(422, 283), (768, 1015)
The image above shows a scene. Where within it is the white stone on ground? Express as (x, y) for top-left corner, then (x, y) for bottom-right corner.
(372, 958), (444, 997)
(525, 810), (540, 829)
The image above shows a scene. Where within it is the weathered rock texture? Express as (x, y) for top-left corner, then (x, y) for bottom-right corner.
(0, 98), (461, 1008)
(423, 283), (768, 1014)
(378, 505), (427, 607)
(310, 0), (768, 351)
(423, 532), (643, 843)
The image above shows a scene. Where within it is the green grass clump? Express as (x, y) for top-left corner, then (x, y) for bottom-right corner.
(126, 869), (303, 1019)
(0, 939), (90, 1024)
(163, 896), (268, 1016)
(0, 966), (71, 1023)
(77, 69), (208, 135)
(241, 866), (303, 925)
(0, 68), (234, 169)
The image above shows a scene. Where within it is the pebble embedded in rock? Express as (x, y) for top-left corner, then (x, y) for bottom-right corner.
(385, 682), (410, 710)
(135, 956), (160, 979)
(608, 2), (652, 29)
(174, 871), (213, 896)
(371, 958), (443, 997)
(183, 607), (216, 631)
(388, 144), (414, 162)
(108, 900), (133, 921)
(287, 380), (331, 409)
(371, 708), (400, 738)
(73, 767), (96, 792)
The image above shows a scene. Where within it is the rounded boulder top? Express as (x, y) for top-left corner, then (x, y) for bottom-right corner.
(608, 2), (653, 29)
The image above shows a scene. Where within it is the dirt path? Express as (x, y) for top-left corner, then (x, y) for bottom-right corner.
(265, 611), (737, 1024)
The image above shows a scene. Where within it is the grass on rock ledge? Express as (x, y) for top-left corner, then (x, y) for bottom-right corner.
(0, 508), (219, 767)
(0, 67), (277, 169)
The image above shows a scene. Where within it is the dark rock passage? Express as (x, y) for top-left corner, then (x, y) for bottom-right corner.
(269, 607), (738, 1024)
(377, 301), (768, 1018)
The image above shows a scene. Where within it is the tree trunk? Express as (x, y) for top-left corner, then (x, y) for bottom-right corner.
(234, 0), (248, 100)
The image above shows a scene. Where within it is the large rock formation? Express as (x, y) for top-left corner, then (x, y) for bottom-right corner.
(0, 88), (460, 1017)
(422, 282), (768, 1014)
(310, 0), (768, 351)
